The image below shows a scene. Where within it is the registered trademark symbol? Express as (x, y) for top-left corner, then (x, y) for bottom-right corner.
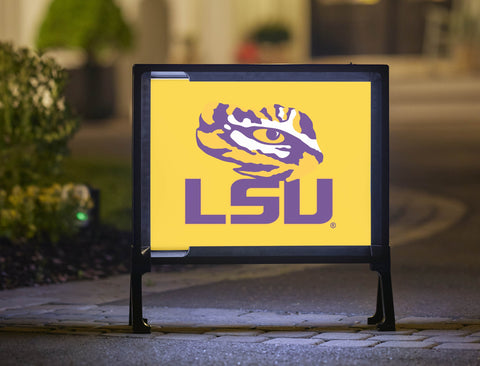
(330, 222), (336, 229)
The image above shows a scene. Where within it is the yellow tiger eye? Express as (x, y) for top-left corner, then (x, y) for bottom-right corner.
(253, 128), (285, 144)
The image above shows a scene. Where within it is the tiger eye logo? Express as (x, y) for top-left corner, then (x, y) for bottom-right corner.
(196, 103), (324, 181)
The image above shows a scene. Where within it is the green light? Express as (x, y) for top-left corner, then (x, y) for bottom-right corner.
(76, 212), (89, 221)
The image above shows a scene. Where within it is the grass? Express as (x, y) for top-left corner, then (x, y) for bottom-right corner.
(59, 156), (132, 231)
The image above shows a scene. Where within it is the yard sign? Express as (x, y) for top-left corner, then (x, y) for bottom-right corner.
(131, 65), (394, 333)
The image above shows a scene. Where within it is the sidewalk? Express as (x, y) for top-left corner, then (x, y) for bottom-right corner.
(1, 271), (480, 366)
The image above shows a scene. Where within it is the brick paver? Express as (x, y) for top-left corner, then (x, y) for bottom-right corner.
(156, 333), (216, 341)
(462, 325), (480, 333)
(375, 341), (437, 349)
(102, 332), (156, 337)
(426, 336), (480, 343)
(213, 335), (268, 343)
(368, 335), (428, 342)
(314, 332), (372, 340)
(414, 329), (471, 336)
(396, 317), (461, 330)
(435, 343), (480, 350)
(0, 326), (55, 333)
(320, 340), (379, 348)
(262, 331), (317, 338)
(264, 338), (323, 345)
(359, 329), (416, 335)
(205, 329), (264, 337)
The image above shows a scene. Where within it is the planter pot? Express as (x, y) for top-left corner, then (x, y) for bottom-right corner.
(257, 43), (291, 63)
(453, 43), (480, 73)
(65, 64), (115, 120)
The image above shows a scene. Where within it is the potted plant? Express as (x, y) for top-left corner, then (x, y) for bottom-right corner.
(451, 1), (480, 72)
(250, 21), (292, 63)
(36, 0), (133, 119)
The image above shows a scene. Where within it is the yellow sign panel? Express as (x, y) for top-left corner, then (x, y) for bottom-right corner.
(150, 79), (371, 250)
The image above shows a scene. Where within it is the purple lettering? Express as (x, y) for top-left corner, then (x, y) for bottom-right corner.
(231, 179), (279, 224)
(185, 179), (226, 224)
(284, 179), (333, 224)
(185, 179), (333, 225)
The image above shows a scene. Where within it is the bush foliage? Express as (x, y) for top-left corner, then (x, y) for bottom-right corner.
(0, 43), (133, 289)
(0, 183), (93, 244)
(0, 42), (79, 189)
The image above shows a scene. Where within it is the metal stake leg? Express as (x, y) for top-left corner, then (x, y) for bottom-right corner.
(129, 245), (151, 333)
(376, 269), (395, 331)
(369, 246), (396, 331)
(130, 270), (150, 333)
(368, 277), (384, 325)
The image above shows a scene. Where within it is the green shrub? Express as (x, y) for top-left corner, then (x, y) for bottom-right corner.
(36, 0), (133, 64)
(251, 22), (291, 44)
(0, 183), (93, 243)
(0, 42), (79, 189)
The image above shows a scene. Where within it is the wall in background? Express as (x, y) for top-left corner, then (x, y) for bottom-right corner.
(0, 0), (310, 118)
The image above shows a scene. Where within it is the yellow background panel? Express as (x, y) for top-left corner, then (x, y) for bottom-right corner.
(150, 79), (371, 250)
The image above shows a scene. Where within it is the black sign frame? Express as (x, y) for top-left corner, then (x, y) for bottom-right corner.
(130, 64), (394, 333)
